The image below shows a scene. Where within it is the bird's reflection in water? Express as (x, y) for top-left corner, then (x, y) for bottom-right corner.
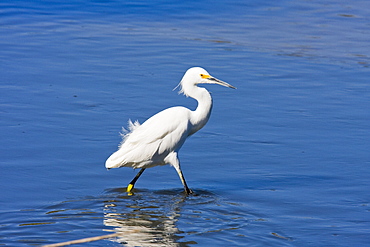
(103, 188), (201, 246)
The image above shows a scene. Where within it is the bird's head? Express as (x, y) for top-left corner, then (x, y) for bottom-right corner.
(176, 67), (236, 96)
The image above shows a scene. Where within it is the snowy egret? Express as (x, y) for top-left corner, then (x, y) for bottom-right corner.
(105, 67), (236, 194)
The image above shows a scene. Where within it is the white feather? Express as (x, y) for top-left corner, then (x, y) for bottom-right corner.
(105, 67), (235, 193)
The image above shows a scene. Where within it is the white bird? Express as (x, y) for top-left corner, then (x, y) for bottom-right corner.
(105, 67), (236, 194)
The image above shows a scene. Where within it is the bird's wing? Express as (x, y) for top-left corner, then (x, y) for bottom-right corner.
(106, 107), (191, 168)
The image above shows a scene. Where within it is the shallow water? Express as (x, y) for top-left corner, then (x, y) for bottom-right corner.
(1, 0), (370, 246)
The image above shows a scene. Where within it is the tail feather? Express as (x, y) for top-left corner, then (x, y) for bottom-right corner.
(118, 120), (140, 148)
(105, 150), (124, 169)
(106, 120), (141, 169)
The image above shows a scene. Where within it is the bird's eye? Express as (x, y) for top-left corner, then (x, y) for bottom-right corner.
(200, 74), (204, 77)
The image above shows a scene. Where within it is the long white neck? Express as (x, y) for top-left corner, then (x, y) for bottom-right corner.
(188, 86), (213, 135)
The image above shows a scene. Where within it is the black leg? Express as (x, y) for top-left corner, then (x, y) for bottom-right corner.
(127, 168), (145, 193)
(176, 167), (193, 195)
(165, 152), (193, 195)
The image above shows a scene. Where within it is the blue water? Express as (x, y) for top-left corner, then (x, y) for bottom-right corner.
(1, 0), (370, 246)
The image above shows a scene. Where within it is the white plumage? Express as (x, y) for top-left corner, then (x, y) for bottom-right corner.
(105, 67), (235, 194)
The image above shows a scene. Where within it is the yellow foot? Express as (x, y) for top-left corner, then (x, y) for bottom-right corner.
(126, 183), (134, 195)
